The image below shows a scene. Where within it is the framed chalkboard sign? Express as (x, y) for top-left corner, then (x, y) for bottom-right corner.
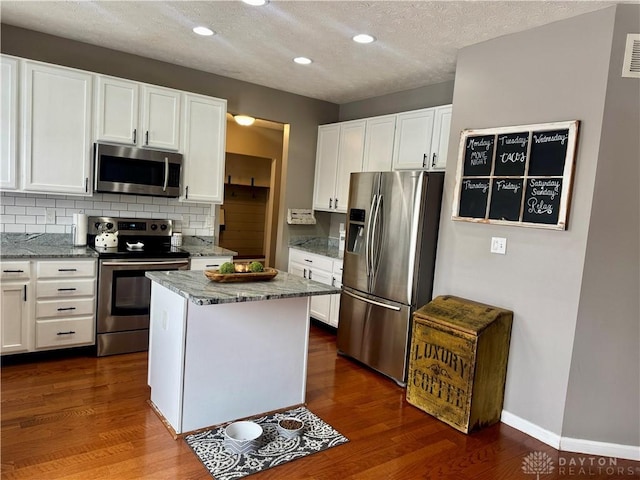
(452, 120), (579, 230)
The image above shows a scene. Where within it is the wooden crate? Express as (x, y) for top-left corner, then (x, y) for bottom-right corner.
(406, 295), (513, 433)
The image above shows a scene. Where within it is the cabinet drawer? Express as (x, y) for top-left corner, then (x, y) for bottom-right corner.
(1, 261), (31, 280)
(36, 278), (96, 298)
(37, 260), (96, 278)
(190, 256), (233, 270)
(36, 297), (95, 318)
(35, 316), (94, 349)
(289, 249), (333, 272)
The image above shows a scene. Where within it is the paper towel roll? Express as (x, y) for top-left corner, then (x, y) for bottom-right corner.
(73, 213), (88, 246)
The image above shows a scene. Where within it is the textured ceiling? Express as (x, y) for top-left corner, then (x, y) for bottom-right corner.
(0, 1), (616, 104)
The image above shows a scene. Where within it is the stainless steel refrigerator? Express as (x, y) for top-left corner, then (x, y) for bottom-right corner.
(336, 170), (444, 385)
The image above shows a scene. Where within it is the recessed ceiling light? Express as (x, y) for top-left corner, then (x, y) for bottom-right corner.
(293, 57), (312, 65)
(193, 26), (215, 36)
(353, 34), (376, 44)
(234, 115), (256, 126)
(242, 0), (268, 5)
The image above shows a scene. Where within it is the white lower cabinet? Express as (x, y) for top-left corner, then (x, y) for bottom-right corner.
(0, 261), (32, 354)
(189, 256), (233, 270)
(288, 248), (342, 328)
(34, 259), (96, 350)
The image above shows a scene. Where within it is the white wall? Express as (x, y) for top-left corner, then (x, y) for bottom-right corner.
(0, 191), (214, 236)
(434, 6), (617, 441)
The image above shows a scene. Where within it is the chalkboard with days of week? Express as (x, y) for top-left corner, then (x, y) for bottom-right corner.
(451, 120), (579, 230)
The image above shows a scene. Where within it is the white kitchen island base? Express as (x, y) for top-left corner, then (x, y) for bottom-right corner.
(148, 282), (311, 435)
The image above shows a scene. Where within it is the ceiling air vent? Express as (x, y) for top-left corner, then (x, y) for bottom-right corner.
(622, 34), (640, 78)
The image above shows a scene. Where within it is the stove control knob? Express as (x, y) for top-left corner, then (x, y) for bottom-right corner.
(150, 224), (158, 231)
(106, 222), (114, 230)
(160, 224), (167, 231)
(94, 222), (101, 230)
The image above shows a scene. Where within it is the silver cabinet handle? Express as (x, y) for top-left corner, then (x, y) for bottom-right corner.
(335, 198), (338, 209)
(145, 131), (149, 145)
(329, 198), (333, 209)
(304, 259), (312, 263)
(133, 128), (137, 144)
(303, 268), (307, 279)
(3, 269), (24, 273)
(58, 268), (77, 272)
(57, 331), (76, 336)
(432, 153), (436, 168)
(57, 307), (76, 311)
(422, 153), (427, 168)
(23, 285), (27, 301)
(309, 270), (312, 280)
(163, 157), (169, 192)
(58, 288), (77, 291)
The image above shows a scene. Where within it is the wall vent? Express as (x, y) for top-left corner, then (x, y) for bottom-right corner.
(622, 34), (640, 78)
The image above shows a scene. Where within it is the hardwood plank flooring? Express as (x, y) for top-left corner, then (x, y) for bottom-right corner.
(2, 324), (638, 479)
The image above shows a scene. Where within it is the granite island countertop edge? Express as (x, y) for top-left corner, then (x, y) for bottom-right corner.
(146, 269), (341, 305)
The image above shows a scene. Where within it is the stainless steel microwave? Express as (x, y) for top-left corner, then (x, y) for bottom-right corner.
(94, 143), (183, 197)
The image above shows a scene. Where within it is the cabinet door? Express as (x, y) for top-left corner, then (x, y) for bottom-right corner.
(430, 105), (452, 171)
(141, 85), (181, 151)
(288, 260), (307, 280)
(392, 108), (435, 170)
(312, 124), (340, 211)
(22, 61), (92, 195)
(308, 268), (332, 324)
(363, 115), (395, 172)
(1, 56), (19, 191)
(0, 281), (31, 354)
(334, 120), (365, 212)
(95, 75), (139, 145)
(181, 93), (226, 203)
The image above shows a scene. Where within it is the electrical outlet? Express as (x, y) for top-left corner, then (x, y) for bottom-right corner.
(46, 208), (56, 224)
(491, 237), (507, 255)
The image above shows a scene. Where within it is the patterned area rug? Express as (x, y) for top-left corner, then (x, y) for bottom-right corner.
(185, 406), (349, 480)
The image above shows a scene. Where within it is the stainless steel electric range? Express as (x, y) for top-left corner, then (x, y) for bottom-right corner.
(88, 216), (189, 356)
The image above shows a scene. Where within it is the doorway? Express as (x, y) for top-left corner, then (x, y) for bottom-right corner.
(220, 116), (285, 267)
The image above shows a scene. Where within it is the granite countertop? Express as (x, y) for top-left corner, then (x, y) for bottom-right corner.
(288, 237), (343, 260)
(178, 245), (237, 257)
(146, 269), (341, 306)
(0, 234), (98, 259)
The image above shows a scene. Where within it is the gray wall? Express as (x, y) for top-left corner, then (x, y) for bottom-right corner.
(433, 5), (631, 442)
(0, 24), (339, 270)
(339, 80), (454, 121)
(562, 4), (640, 446)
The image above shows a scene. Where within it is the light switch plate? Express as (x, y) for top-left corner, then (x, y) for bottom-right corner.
(491, 237), (507, 254)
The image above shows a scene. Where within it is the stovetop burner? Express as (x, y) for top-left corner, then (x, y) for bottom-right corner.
(87, 216), (189, 259)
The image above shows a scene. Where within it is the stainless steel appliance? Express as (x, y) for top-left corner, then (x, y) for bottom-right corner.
(89, 216), (189, 356)
(93, 143), (183, 197)
(336, 171), (444, 385)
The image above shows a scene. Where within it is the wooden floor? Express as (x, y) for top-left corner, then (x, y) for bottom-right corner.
(2, 324), (639, 480)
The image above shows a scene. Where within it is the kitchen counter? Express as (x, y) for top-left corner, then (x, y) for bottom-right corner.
(147, 268), (339, 435)
(0, 234), (98, 259)
(145, 269), (340, 305)
(289, 236), (342, 259)
(177, 244), (237, 257)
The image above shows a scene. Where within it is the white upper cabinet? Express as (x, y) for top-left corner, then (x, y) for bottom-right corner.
(95, 78), (181, 151)
(312, 124), (340, 211)
(180, 93), (227, 203)
(392, 108), (435, 170)
(430, 105), (452, 170)
(141, 85), (181, 151)
(1, 56), (19, 191)
(95, 76), (139, 145)
(22, 61), (92, 195)
(362, 114), (396, 172)
(313, 120), (365, 213)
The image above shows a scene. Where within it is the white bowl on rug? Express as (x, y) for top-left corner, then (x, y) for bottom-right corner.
(276, 417), (305, 439)
(223, 421), (263, 455)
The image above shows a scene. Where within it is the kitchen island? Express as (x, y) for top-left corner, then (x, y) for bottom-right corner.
(145, 269), (340, 436)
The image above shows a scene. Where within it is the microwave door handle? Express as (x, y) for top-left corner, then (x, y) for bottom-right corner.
(163, 157), (169, 192)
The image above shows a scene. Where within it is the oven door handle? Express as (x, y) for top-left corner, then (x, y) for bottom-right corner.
(101, 260), (189, 267)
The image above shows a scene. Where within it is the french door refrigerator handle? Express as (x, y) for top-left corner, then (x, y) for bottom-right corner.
(365, 194), (377, 277)
(343, 289), (401, 311)
(370, 194), (383, 275)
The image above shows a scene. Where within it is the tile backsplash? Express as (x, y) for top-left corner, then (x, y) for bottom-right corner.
(0, 191), (215, 235)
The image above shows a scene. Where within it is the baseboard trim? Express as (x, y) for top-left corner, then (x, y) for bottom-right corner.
(501, 410), (561, 449)
(501, 410), (640, 461)
(560, 437), (640, 461)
